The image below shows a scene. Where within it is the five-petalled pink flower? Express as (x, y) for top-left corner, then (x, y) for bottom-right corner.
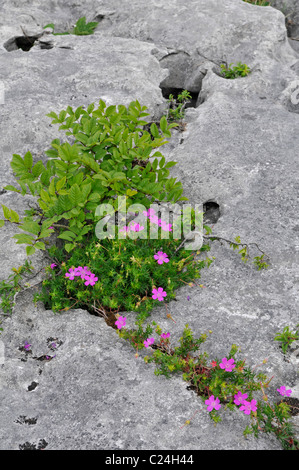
(205, 395), (221, 412)
(239, 399), (257, 415)
(115, 316), (127, 330)
(219, 357), (235, 372)
(277, 386), (292, 397)
(144, 337), (155, 348)
(233, 391), (248, 405)
(152, 287), (167, 301)
(154, 251), (169, 265)
(161, 332), (170, 339)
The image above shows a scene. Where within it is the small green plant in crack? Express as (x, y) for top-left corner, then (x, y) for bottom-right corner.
(0, 260), (35, 314)
(166, 90), (192, 123)
(43, 17), (99, 36)
(274, 325), (299, 354)
(242, 0), (271, 6)
(70, 17), (99, 36)
(203, 234), (270, 269)
(220, 62), (251, 79)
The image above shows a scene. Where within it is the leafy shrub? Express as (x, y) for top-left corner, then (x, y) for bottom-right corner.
(0, 100), (184, 256)
(220, 62), (251, 79)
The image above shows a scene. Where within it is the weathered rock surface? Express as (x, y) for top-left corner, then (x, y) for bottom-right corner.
(0, 0), (298, 450)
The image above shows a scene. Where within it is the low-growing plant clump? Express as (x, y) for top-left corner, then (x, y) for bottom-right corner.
(33, 214), (213, 326)
(165, 90), (192, 123)
(220, 62), (251, 79)
(43, 17), (99, 36)
(274, 324), (299, 354)
(118, 320), (299, 450)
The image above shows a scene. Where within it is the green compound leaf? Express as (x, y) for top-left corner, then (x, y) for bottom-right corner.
(19, 221), (40, 236)
(1, 204), (11, 220)
(26, 246), (36, 256)
(65, 243), (76, 253)
(150, 123), (160, 139)
(9, 209), (20, 223)
(57, 231), (77, 242)
(69, 184), (82, 205)
(23, 151), (33, 169)
(12, 234), (35, 244)
(34, 241), (46, 250)
(3, 185), (20, 193)
(160, 115), (168, 133)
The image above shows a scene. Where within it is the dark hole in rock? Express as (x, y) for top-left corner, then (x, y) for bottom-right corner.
(27, 381), (38, 391)
(47, 336), (63, 348)
(38, 41), (54, 50)
(94, 14), (105, 22)
(43, 299), (118, 329)
(0, 189), (7, 195)
(19, 439), (48, 450)
(4, 35), (39, 52)
(15, 415), (37, 425)
(35, 354), (54, 362)
(285, 15), (298, 38)
(19, 442), (38, 450)
(161, 87), (200, 108)
(84, 304), (119, 330)
(277, 397), (299, 416)
(203, 201), (220, 225)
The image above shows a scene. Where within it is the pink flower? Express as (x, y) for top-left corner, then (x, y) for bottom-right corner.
(75, 266), (92, 279)
(152, 287), (167, 301)
(234, 391), (248, 406)
(205, 395), (221, 412)
(219, 357), (235, 372)
(240, 399), (257, 415)
(143, 208), (156, 217)
(130, 222), (144, 232)
(84, 273), (98, 286)
(160, 221), (173, 232)
(50, 263), (57, 269)
(65, 268), (77, 280)
(154, 251), (169, 265)
(161, 332), (170, 339)
(277, 386), (292, 397)
(115, 316), (127, 330)
(211, 361), (217, 368)
(148, 215), (159, 225)
(24, 341), (31, 351)
(144, 337), (155, 348)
